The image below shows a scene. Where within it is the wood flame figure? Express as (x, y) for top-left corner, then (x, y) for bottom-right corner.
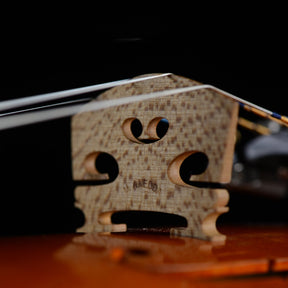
(71, 74), (239, 241)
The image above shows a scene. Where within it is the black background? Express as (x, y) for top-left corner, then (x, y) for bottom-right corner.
(1, 4), (287, 235)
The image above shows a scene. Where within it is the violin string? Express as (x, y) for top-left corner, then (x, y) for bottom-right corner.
(237, 117), (271, 135)
(0, 73), (171, 113)
(0, 98), (91, 117)
(204, 85), (288, 126)
(0, 82), (287, 131)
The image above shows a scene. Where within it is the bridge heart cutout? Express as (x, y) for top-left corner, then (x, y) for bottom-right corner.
(122, 117), (169, 144)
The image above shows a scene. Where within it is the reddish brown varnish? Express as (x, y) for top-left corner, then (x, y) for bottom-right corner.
(0, 225), (288, 287)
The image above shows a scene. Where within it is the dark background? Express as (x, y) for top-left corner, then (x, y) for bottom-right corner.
(1, 5), (287, 235)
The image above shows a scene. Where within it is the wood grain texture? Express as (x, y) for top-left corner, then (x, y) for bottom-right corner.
(1, 226), (288, 287)
(71, 74), (239, 241)
(60, 226), (288, 277)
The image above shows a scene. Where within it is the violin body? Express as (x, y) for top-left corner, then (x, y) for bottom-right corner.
(1, 72), (288, 287)
(1, 226), (288, 287)
(2, 11), (288, 286)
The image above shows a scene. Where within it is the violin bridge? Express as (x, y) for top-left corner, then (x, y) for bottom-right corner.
(71, 73), (239, 241)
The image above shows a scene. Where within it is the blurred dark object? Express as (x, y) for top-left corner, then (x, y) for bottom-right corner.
(225, 111), (288, 224)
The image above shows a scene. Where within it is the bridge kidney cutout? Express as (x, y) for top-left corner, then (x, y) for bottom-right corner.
(122, 117), (169, 144)
(84, 152), (119, 183)
(168, 151), (209, 186)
